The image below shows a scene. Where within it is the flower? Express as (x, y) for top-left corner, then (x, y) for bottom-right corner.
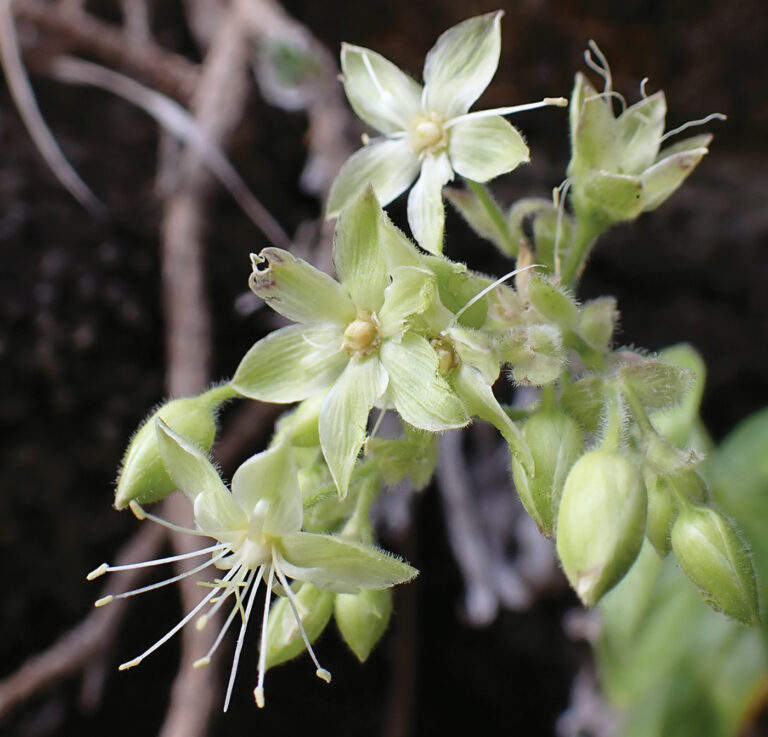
(231, 187), (469, 496)
(326, 12), (565, 254)
(88, 420), (417, 710)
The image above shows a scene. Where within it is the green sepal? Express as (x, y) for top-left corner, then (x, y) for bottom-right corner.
(620, 359), (694, 411)
(423, 255), (489, 329)
(644, 470), (676, 557)
(579, 171), (644, 224)
(527, 274), (579, 329)
(501, 324), (566, 386)
(335, 588), (393, 662)
(367, 425), (439, 490)
(444, 186), (513, 254)
(578, 297), (617, 351)
(114, 385), (234, 508)
(559, 374), (606, 432)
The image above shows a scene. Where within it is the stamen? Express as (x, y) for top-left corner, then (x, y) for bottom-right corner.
(130, 502), (236, 540)
(197, 566), (247, 630)
(254, 565), (276, 709)
(223, 566), (264, 713)
(273, 556), (331, 684)
(659, 112), (726, 143)
(87, 543), (226, 580)
(446, 98), (567, 128)
(367, 408), (387, 446)
(452, 265), (541, 325)
(585, 40), (612, 94)
(95, 595), (114, 608)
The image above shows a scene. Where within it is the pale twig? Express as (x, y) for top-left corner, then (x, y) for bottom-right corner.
(120, 0), (152, 44)
(0, 0), (103, 214)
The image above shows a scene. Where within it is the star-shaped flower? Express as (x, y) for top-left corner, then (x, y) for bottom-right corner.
(327, 12), (563, 254)
(89, 421), (416, 710)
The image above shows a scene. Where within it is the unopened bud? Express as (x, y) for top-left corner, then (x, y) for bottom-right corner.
(644, 471), (676, 557)
(335, 587), (393, 662)
(671, 504), (759, 625)
(578, 297), (617, 351)
(501, 324), (566, 386)
(527, 275), (579, 329)
(556, 450), (646, 606)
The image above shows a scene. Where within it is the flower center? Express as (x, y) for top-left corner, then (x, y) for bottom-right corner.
(342, 311), (380, 357)
(409, 113), (448, 154)
(430, 335), (460, 375)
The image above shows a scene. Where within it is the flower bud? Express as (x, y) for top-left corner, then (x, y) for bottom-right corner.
(114, 384), (235, 509)
(264, 583), (335, 670)
(501, 324), (566, 386)
(644, 471), (676, 557)
(527, 274), (579, 329)
(671, 504), (759, 625)
(556, 449), (647, 606)
(578, 297), (617, 351)
(511, 408), (583, 536)
(335, 587), (393, 662)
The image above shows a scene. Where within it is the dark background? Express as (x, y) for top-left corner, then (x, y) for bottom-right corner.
(1, 0), (766, 735)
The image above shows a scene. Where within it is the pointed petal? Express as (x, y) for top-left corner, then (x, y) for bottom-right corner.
(380, 331), (468, 431)
(407, 152), (453, 254)
(249, 248), (355, 325)
(319, 356), (388, 497)
(278, 532), (418, 593)
(231, 442), (302, 536)
(640, 146), (709, 212)
(340, 44), (423, 134)
(326, 139), (420, 219)
(155, 420), (246, 531)
(449, 115), (529, 182)
(451, 364), (533, 474)
(568, 77), (619, 179)
(232, 324), (347, 403)
(333, 186), (390, 313)
(378, 266), (438, 337)
(423, 11), (502, 118)
(617, 91), (666, 174)
(656, 133), (712, 159)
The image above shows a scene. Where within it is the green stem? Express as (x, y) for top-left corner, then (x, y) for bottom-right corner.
(203, 381), (239, 405)
(466, 179), (517, 257)
(620, 380), (655, 435)
(560, 215), (601, 287)
(601, 389), (625, 450)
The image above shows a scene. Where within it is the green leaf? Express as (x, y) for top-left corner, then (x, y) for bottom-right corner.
(340, 44), (423, 134)
(380, 331), (468, 431)
(423, 11), (502, 119)
(406, 152), (453, 254)
(319, 355), (388, 497)
(449, 115), (529, 182)
(248, 248), (355, 325)
(278, 531), (418, 593)
(232, 324), (347, 403)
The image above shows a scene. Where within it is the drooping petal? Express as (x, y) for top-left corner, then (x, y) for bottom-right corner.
(326, 139), (420, 219)
(155, 420), (247, 531)
(449, 115), (529, 182)
(451, 364), (533, 475)
(232, 324), (347, 403)
(378, 266), (438, 338)
(319, 355), (389, 497)
(380, 331), (468, 431)
(340, 44), (424, 134)
(249, 248), (355, 325)
(640, 146), (709, 212)
(423, 11), (502, 119)
(332, 186), (390, 313)
(231, 442), (303, 537)
(277, 532), (418, 593)
(407, 151), (453, 254)
(616, 91), (666, 174)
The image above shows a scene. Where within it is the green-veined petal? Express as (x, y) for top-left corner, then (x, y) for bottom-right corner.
(249, 248), (355, 325)
(449, 115), (529, 182)
(333, 186), (390, 313)
(617, 91), (666, 174)
(407, 151), (453, 254)
(568, 75), (619, 179)
(319, 356), (388, 497)
(378, 265), (438, 338)
(380, 331), (468, 431)
(231, 441), (302, 537)
(423, 11), (502, 119)
(277, 531), (418, 593)
(327, 138), (420, 219)
(232, 324), (347, 403)
(640, 146), (709, 212)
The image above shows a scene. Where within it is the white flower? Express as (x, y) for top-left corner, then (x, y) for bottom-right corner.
(88, 420), (416, 710)
(327, 11), (565, 254)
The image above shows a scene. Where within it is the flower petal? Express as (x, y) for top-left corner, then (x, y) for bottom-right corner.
(155, 419), (246, 531)
(407, 151), (453, 254)
(232, 324), (347, 403)
(326, 139), (420, 219)
(640, 146), (709, 212)
(449, 115), (529, 182)
(231, 442), (302, 537)
(380, 331), (468, 431)
(277, 531), (418, 593)
(378, 265), (438, 338)
(319, 356), (389, 497)
(423, 11), (502, 119)
(340, 44), (423, 134)
(617, 91), (666, 174)
(333, 186), (390, 313)
(249, 247), (355, 325)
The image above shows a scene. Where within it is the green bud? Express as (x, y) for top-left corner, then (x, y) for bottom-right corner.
(556, 450), (647, 607)
(527, 274), (579, 329)
(511, 408), (583, 536)
(644, 471), (676, 557)
(559, 375), (605, 432)
(578, 297), (617, 351)
(501, 324), (566, 386)
(619, 359), (694, 411)
(274, 392), (324, 447)
(335, 587), (393, 662)
(265, 583), (335, 670)
(671, 504), (759, 625)
(114, 384), (235, 509)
